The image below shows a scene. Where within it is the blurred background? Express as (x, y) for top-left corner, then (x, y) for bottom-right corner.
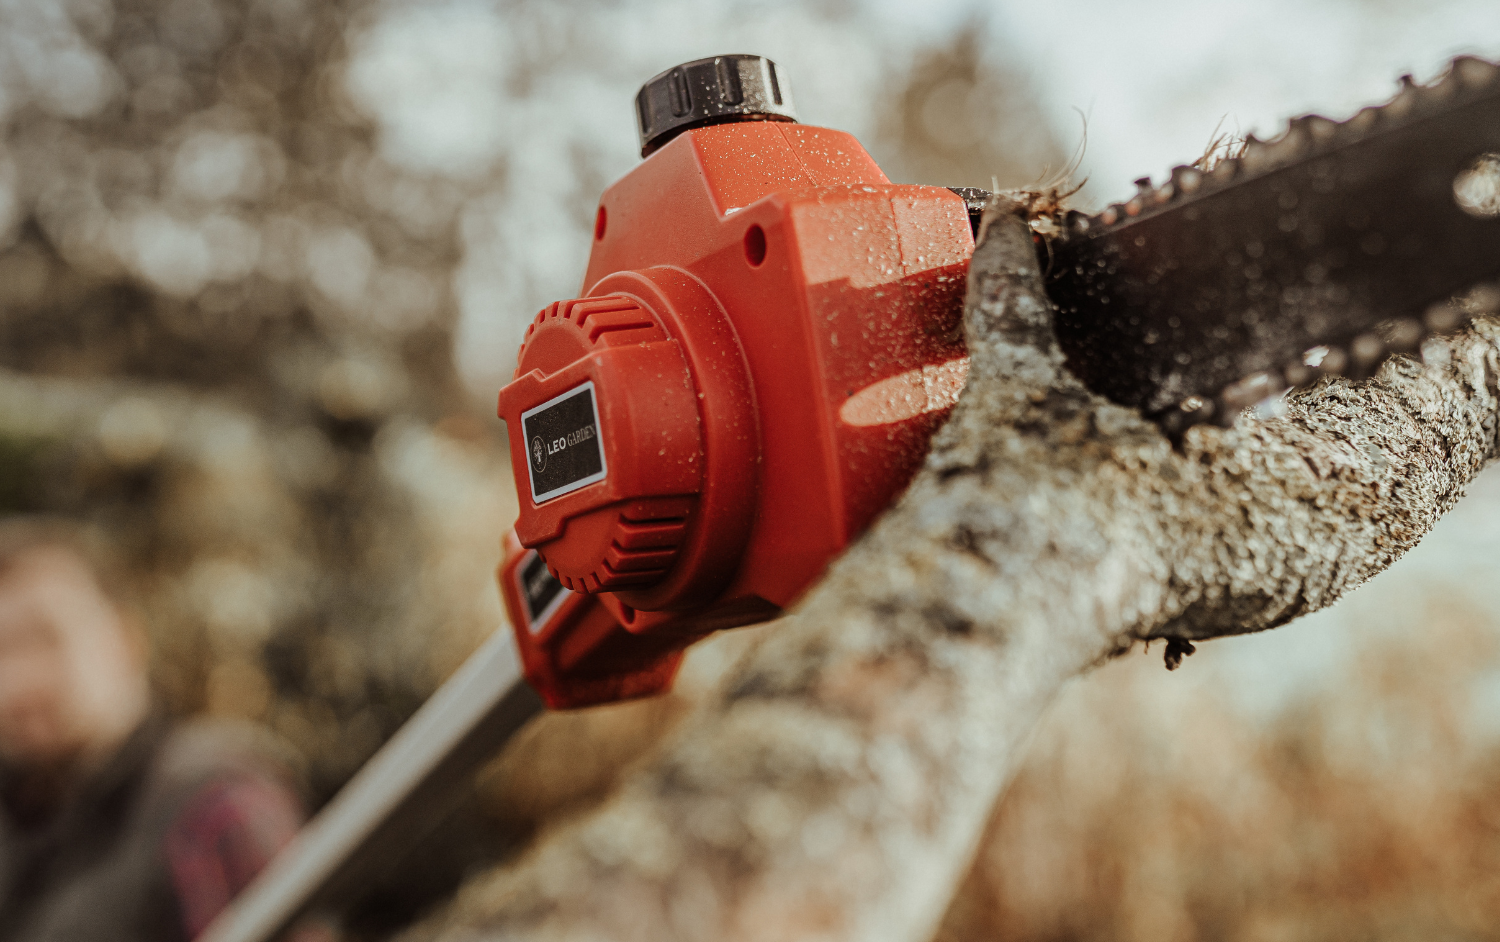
(0, 0), (1497, 938)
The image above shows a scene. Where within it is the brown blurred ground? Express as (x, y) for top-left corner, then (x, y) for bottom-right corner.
(929, 467), (1500, 941)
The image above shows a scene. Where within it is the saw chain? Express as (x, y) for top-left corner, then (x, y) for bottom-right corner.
(974, 56), (1500, 429)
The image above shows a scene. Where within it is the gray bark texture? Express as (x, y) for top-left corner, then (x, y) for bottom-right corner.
(414, 202), (1500, 942)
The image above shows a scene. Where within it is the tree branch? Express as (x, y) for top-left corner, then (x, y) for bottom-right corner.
(414, 204), (1500, 942)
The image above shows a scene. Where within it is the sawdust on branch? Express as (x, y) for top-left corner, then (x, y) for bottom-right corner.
(409, 202), (1500, 942)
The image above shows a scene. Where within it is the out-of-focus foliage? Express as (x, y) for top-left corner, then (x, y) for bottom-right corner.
(873, 27), (1065, 193)
(0, 0), (523, 926)
(0, 0), (507, 812)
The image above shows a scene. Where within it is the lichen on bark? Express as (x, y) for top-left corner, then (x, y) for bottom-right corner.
(413, 202), (1500, 942)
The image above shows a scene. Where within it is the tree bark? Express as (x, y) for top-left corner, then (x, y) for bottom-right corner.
(413, 202), (1500, 942)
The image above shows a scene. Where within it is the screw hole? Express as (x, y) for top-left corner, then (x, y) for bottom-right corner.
(1454, 154), (1500, 218)
(743, 224), (767, 267)
(594, 205), (608, 240)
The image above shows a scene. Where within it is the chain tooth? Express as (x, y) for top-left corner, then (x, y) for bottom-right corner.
(1179, 395), (1213, 419)
(1384, 76), (1421, 120)
(1319, 345), (1349, 376)
(1208, 156), (1240, 184)
(1275, 118), (1311, 158)
(1283, 359), (1317, 388)
(1425, 301), (1466, 333)
(1132, 175), (1172, 208)
(1426, 69), (1460, 102)
(1302, 114), (1338, 144)
(1238, 144), (1271, 175)
(1241, 115), (1320, 176)
(1452, 55), (1500, 88)
(1379, 316), (1425, 353)
(1236, 132), (1266, 173)
(1169, 165), (1202, 195)
(1218, 370), (1283, 414)
(1463, 283), (1500, 315)
(1346, 106), (1383, 140)
(1346, 332), (1388, 379)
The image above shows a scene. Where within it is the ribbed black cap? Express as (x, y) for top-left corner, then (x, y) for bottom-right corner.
(635, 55), (797, 157)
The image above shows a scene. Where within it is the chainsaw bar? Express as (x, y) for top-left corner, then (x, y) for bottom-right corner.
(1043, 55), (1500, 428)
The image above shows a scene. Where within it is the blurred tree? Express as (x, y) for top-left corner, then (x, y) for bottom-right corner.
(0, 0), (504, 788)
(870, 26), (1066, 191)
(0, 0), (516, 928)
(935, 584), (1500, 942)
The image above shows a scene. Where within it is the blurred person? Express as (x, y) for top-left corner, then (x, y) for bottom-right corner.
(0, 518), (310, 941)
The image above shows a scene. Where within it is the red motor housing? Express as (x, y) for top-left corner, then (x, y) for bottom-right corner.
(497, 64), (975, 709)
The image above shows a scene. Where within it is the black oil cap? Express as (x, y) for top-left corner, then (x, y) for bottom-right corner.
(636, 55), (797, 157)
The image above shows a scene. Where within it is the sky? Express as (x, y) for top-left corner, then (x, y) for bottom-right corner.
(1010, 0), (1500, 203)
(873, 0), (1500, 206)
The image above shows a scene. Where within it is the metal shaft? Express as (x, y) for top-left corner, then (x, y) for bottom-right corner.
(200, 629), (543, 942)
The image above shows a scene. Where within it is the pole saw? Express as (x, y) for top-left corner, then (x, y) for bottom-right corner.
(203, 52), (1500, 941)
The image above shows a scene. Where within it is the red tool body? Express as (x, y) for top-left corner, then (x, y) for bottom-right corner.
(497, 112), (975, 708)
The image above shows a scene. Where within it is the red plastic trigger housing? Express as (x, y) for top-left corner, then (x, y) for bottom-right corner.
(498, 120), (974, 709)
